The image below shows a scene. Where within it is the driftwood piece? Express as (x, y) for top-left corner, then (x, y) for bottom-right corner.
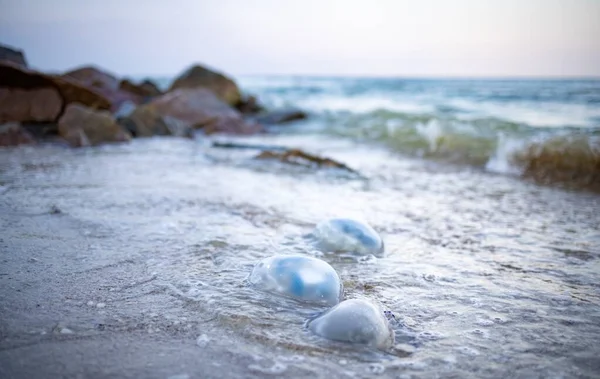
(255, 149), (361, 175)
(211, 141), (288, 151)
(211, 141), (362, 176)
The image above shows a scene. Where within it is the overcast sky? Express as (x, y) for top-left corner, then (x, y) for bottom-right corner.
(1, 0), (599, 77)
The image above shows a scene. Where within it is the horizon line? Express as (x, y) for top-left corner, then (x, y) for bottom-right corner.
(128, 72), (600, 80)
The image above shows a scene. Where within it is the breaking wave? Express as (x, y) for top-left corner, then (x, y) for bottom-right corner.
(324, 110), (600, 191)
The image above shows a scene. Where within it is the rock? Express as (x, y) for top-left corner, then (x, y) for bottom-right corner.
(0, 44), (27, 67)
(63, 66), (141, 111)
(119, 105), (192, 138)
(0, 63), (111, 125)
(0, 122), (35, 146)
(64, 66), (120, 90)
(256, 109), (307, 125)
(169, 64), (241, 105)
(58, 104), (131, 147)
(236, 95), (263, 114)
(119, 79), (162, 98)
(249, 255), (342, 306)
(307, 299), (395, 349)
(139, 80), (162, 97)
(144, 88), (262, 135)
(312, 218), (384, 256)
(0, 87), (62, 123)
(50, 76), (112, 111)
(113, 100), (137, 119)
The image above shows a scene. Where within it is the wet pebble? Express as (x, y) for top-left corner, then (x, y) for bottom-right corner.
(307, 299), (395, 349)
(250, 255), (342, 306)
(196, 334), (210, 347)
(312, 218), (384, 256)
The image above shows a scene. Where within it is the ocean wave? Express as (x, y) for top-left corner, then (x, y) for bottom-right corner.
(324, 110), (600, 191)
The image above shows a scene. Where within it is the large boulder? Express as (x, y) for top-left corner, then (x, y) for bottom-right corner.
(0, 122), (35, 146)
(64, 66), (120, 91)
(120, 88), (262, 136)
(0, 63), (111, 125)
(169, 64), (241, 106)
(119, 79), (162, 98)
(0, 87), (62, 123)
(58, 104), (131, 147)
(0, 44), (27, 67)
(145, 88), (262, 135)
(63, 66), (141, 111)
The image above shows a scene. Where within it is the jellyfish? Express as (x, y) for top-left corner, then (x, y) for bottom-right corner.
(307, 299), (395, 349)
(249, 255), (343, 306)
(312, 218), (384, 256)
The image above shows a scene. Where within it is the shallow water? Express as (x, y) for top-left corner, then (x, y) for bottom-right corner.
(1, 134), (599, 378)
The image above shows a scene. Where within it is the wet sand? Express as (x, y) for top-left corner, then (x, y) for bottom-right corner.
(1, 136), (599, 378)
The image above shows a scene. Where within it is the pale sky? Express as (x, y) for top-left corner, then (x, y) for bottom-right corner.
(1, 0), (599, 77)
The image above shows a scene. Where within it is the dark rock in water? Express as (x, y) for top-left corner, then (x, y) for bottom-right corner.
(256, 109), (307, 125)
(169, 64), (241, 106)
(0, 63), (111, 125)
(20, 122), (59, 139)
(0, 44), (27, 67)
(119, 79), (162, 99)
(119, 105), (192, 138)
(142, 88), (263, 135)
(58, 104), (131, 147)
(63, 66), (141, 111)
(236, 95), (263, 114)
(0, 122), (35, 146)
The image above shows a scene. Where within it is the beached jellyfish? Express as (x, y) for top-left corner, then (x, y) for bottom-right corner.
(249, 255), (343, 306)
(312, 218), (384, 256)
(307, 299), (395, 350)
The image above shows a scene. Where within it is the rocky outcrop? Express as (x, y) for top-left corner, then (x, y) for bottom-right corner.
(63, 66), (141, 111)
(58, 104), (131, 147)
(0, 122), (35, 146)
(169, 64), (241, 106)
(119, 79), (162, 98)
(0, 63), (111, 125)
(0, 44), (27, 67)
(141, 88), (262, 135)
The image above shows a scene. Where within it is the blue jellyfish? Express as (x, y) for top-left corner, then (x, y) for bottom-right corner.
(312, 218), (384, 256)
(249, 255), (343, 306)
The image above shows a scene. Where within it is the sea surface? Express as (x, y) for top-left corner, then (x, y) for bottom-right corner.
(233, 76), (600, 190)
(1, 76), (599, 378)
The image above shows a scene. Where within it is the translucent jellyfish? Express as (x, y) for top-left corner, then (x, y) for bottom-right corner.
(307, 299), (395, 349)
(312, 218), (384, 256)
(249, 255), (343, 306)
